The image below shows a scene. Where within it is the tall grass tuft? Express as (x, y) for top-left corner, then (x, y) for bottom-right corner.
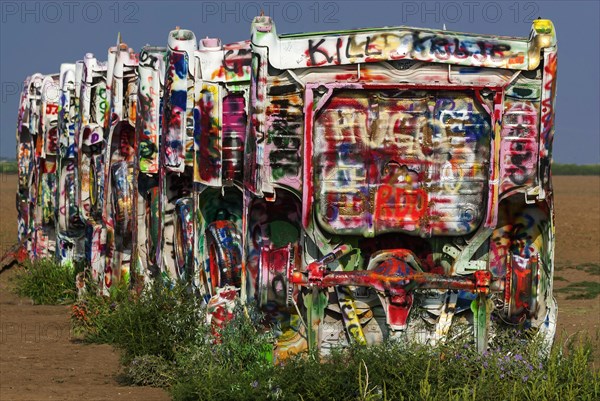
(171, 332), (599, 401)
(13, 258), (82, 304)
(72, 279), (205, 363)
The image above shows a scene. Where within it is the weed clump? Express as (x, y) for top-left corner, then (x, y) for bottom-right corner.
(72, 279), (204, 363)
(13, 258), (83, 304)
(557, 281), (600, 299)
(171, 332), (599, 401)
(126, 355), (175, 388)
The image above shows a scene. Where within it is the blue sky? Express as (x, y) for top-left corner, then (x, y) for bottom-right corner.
(1, 0), (598, 163)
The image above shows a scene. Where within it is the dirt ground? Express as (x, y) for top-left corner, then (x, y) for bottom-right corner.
(0, 175), (170, 401)
(0, 174), (598, 400)
(551, 176), (600, 341)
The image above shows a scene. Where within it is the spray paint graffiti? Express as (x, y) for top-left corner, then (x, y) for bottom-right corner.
(309, 91), (490, 237)
(137, 51), (163, 174)
(101, 43), (139, 292)
(302, 32), (528, 69)
(13, 16), (557, 359)
(133, 46), (166, 285)
(56, 63), (86, 264)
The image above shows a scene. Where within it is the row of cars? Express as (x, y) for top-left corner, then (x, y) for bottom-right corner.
(15, 16), (558, 359)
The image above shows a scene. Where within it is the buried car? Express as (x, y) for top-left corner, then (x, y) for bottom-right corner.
(240, 16), (558, 358)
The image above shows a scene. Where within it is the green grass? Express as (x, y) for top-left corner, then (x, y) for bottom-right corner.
(556, 281), (600, 300)
(555, 263), (600, 275)
(168, 332), (599, 401)
(574, 263), (600, 276)
(72, 279), (206, 363)
(553, 164), (600, 175)
(13, 258), (83, 304)
(0, 160), (18, 174)
(69, 279), (599, 400)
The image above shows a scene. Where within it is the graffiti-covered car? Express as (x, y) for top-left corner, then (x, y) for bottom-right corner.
(55, 62), (86, 265)
(77, 52), (108, 289)
(101, 43), (139, 292)
(157, 28), (251, 293)
(133, 45), (167, 285)
(32, 74), (61, 259)
(243, 16), (558, 358)
(16, 74), (41, 247)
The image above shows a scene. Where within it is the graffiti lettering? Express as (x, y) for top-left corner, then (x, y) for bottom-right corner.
(223, 47), (252, 74)
(45, 103), (59, 115)
(305, 32), (521, 68)
(375, 185), (428, 221)
(267, 93), (302, 181)
(140, 50), (160, 69)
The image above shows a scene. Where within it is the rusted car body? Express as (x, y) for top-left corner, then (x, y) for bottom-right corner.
(13, 17), (558, 358)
